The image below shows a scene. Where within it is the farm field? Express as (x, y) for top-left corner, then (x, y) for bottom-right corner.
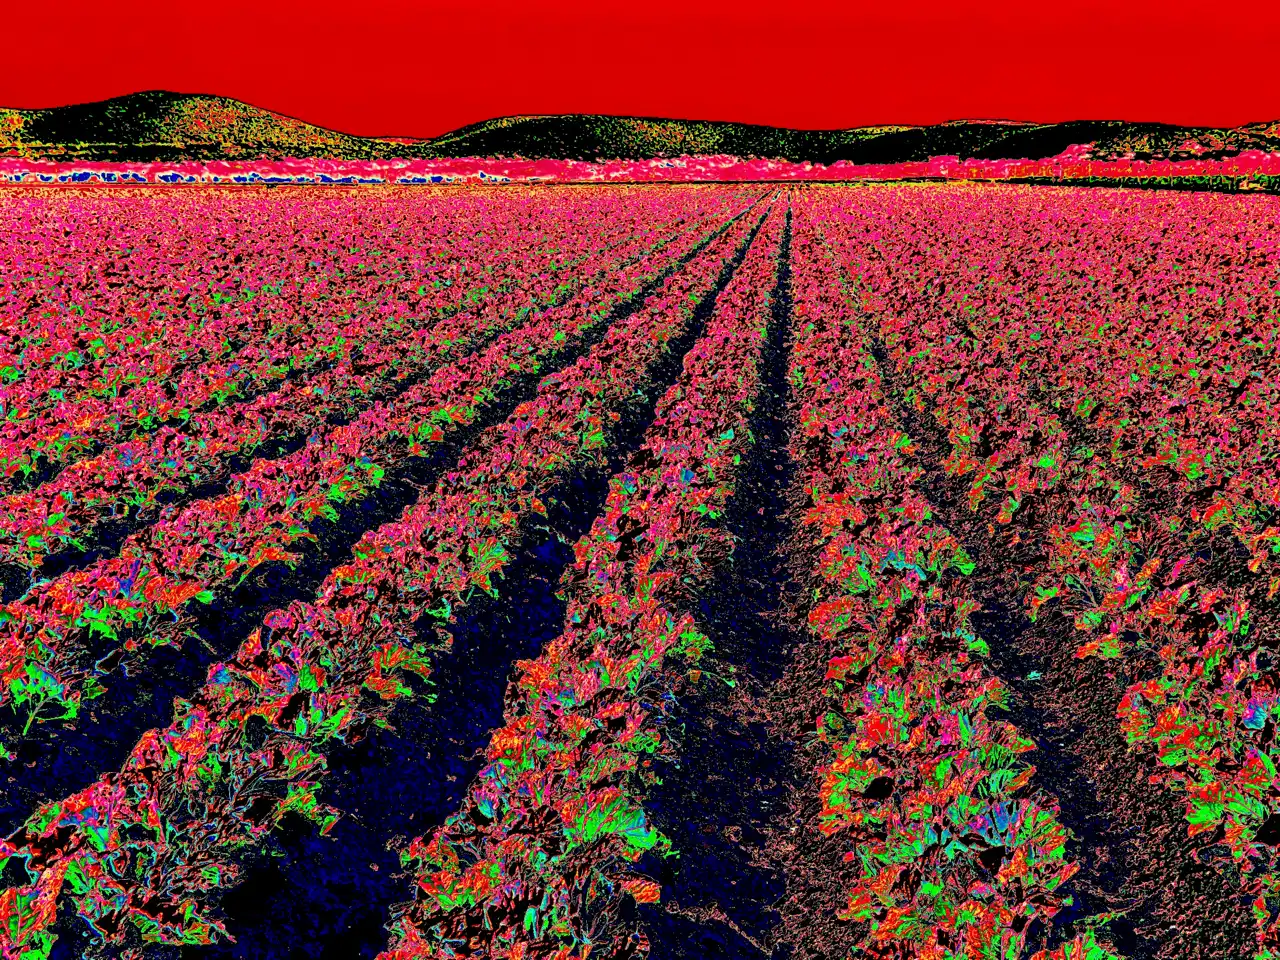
(0, 181), (1279, 960)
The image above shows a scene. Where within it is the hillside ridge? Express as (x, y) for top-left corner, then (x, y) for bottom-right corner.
(4, 90), (1279, 163)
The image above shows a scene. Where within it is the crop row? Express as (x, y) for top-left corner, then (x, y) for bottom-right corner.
(0, 188), (743, 484)
(1, 190), (572, 474)
(0, 189), (750, 572)
(0, 188), (628, 407)
(805, 182), (1280, 956)
(379, 196), (786, 959)
(0, 190), (766, 741)
(777, 206), (1087, 959)
(805, 184), (1280, 574)
(1029, 461), (1280, 956)
(0, 195), (776, 960)
(804, 188), (1078, 526)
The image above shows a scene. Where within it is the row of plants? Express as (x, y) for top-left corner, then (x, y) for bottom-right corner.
(0, 188), (746, 482)
(1024, 458), (1280, 956)
(0, 188), (635, 411)
(776, 206), (1095, 959)
(0, 191), (751, 570)
(804, 187), (1079, 526)
(2, 190), (558, 471)
(0, 198), (778, 960)
(0, 191), (767, 739)
(806, 183), (1280, 954)
(805, 183), (1280, 577)
(379, 198), (786, 960)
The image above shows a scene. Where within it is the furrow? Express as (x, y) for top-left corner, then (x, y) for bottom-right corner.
(0, 193), (774, 960)
(0, 190), (748, 582)
(377, 192), (787, 960)
(0, 192), (765, 747)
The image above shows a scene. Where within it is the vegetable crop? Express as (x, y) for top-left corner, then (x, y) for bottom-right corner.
(3, 181), (1280, 960)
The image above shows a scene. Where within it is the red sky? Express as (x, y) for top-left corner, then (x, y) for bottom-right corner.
(7, 1), (1280, 137)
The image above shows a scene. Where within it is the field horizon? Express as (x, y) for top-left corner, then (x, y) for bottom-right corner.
(2, 180), (1280, 960)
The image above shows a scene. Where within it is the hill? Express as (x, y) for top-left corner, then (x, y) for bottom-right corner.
(3, 91), (1279, 164)
(424, 115), (1280, 164)
(0, 91), (420, 162)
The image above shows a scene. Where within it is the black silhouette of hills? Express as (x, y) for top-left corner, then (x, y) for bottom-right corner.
(4, 91), (1278, 164)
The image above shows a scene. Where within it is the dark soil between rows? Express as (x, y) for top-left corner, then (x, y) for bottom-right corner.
(0, 198), (768, 838)
(864, 335), (1256, 960)
(635, 202), (802, 960)
(33, 201), (774, 960)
